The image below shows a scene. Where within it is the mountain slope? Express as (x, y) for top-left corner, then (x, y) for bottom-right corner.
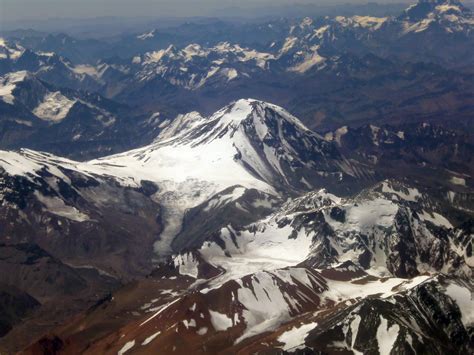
(0, 149), (163, 278)
(21, 179), (472, 353)
(171, 180), (472, 284)
(0, 69), (165, 159)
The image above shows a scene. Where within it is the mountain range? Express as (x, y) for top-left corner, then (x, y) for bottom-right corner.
(1, 0), (474, 139)
(0, 0), (472, 353)
(0, 98), (472, 353)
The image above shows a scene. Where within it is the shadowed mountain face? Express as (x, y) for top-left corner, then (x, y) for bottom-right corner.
(0, 283), (40, 338)
(0, 0), (473, 353)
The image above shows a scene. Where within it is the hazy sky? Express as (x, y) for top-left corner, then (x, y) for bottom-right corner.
(1, 0), (410, 22)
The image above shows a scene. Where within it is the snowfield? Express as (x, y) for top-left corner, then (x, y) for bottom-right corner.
(33, 91), (76, 122)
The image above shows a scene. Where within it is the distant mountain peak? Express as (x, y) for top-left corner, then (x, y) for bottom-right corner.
(401, 0), (471, 20)
(398, 0), (473, 34)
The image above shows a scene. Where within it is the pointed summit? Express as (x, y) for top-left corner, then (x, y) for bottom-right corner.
(92, 99), (357, 195)
(154, 98), (355, 191)
(157, 98), (313, 146)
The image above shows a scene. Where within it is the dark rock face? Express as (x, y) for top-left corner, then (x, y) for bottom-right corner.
(0, 242), (117, 348)
(0, 244), (89, 303)
(172, 187), (280, 252)
(330, 206), (345, 223)
(326, 123), (474, 186)
(140, 179), (159, 196)
(0, 284), (40, 338)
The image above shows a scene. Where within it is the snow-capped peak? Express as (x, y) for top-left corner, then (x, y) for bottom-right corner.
(148, 99), (349, 192)
(87, 99), (351, 210)
(205, 98), (259, 126)
(400, 0), (473, 33)
(403, 0), (467, 18)
(157, 98), (313, 147)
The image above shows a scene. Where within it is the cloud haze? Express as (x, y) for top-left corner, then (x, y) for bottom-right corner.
(1, 0), (410, 22)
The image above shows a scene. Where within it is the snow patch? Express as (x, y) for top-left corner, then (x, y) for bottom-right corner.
(118, 340), (135, 355)
(137, 30), (156, 40)
(450, 176), (466, 186)
(196, 327), (208, 335)
(277, 322), (317, 352)
(419, 210), (453, 229)
(209, 310), (233, 331)
(445, 283), (473, 327)
(174, 253), (199, 278)
(376, 316), (399, 355)
(381, 182), (421, 202)
(33, 92), (76, 122)
(34, 192), (90, 222)
(142, 331), (161, 346)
